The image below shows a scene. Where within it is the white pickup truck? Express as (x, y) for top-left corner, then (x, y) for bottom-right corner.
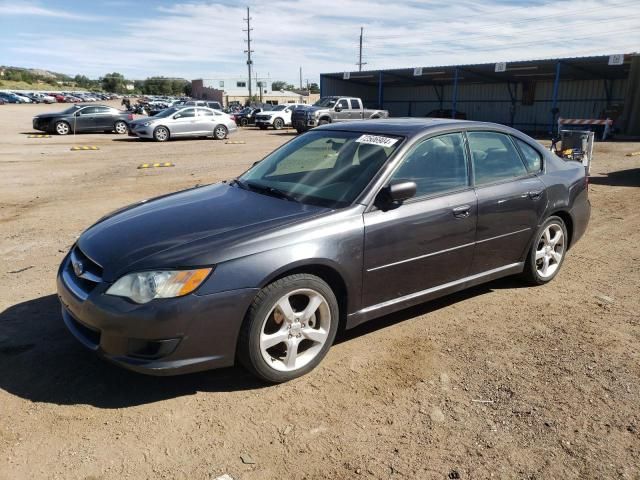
(254, 104), (304, 130)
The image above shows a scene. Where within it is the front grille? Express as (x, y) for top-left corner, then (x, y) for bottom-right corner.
(63, 246), (103, 300)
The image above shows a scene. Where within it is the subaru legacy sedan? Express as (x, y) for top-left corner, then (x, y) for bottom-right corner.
(57, 119), (590, 382)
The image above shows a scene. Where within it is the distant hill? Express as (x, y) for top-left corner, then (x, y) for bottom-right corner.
(0, 66), (72, 81)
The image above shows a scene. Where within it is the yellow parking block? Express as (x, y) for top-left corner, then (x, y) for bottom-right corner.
(138, 162), (175, 169)
(27, 134), (52, 138)
(70, 146), (99, 151)
(225, 140), (246, 144)
(626, 151), (640, 157)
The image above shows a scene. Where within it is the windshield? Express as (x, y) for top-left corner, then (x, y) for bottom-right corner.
(313, 97), (338, 108)
(62, 105), (83, 114)
(239, 107), (252, 114)
(239, 130), (403, 208)
(153, 107), (179, 118)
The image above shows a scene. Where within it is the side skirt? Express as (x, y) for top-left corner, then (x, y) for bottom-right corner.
(346, 263), (524, 329)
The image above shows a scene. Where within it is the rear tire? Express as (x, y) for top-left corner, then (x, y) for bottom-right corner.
(522, 216), (568, 285)
(238, 274), (339, 383)
(213, 124), (228, 140)
(114, 120), (128, 135)
(153, 126), (170, 142)
(318, 118), (330, 126)
(240, 118), (249, 127)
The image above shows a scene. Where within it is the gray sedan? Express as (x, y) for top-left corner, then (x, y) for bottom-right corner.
(57, 119), (589, 382)
(128, 106), (237, 141)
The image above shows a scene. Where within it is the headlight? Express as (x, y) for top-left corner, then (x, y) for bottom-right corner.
(143, 121), (152, 126)
(106, 268), (212, 304)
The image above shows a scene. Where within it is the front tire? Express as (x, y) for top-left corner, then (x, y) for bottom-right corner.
(240, 118), (249, 127)
(522, 216), (568, 285)
(318, 118), (330, 126)
(238, 274), (339, 383)
(273, 118), (285, 130)
(153, 126), (169, 142)
(55, 121), (70, 135)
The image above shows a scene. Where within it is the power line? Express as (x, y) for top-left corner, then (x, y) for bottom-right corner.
(243, 6), (254, 99)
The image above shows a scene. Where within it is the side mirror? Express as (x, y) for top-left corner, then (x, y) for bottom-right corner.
(173, 114), (181, 119)
(334, 106), (342, 112)
(376, 181), (417, 208)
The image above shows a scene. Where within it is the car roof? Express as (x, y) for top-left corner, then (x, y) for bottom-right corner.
(315, 118), (519, 137)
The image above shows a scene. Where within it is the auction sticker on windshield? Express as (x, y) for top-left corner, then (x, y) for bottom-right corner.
(355, 134), (398, 148)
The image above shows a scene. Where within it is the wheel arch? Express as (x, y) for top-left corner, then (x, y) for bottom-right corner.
(260, 262), (349, 324)
(547, 209), (574, 248)
(318, 115), (332, 123)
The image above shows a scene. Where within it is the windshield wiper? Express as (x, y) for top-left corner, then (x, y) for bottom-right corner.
(229, 178), (248, 190)
(245, 181), (300, 203)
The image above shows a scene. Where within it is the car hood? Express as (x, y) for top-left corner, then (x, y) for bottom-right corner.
(34, 112), (72, 119)
(77, 183), (329, 281)
(294, 106), (325, 114)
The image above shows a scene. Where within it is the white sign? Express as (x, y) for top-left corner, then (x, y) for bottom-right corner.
(343, 72), (350, 80)
(356, 134), (399, 148)
(414, 67), (423, 76)
(495, 62), (507, 72)
(608, 54), (624, 66)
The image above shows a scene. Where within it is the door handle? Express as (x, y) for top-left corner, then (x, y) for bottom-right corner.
(452, 205), (471, 218)
(528, 190), (543, 200)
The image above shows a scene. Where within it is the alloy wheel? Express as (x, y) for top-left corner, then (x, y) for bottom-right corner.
(259, 288), (331, 372)
(114, 121), (128, 134)
(214, 125), (227, 140)
(535, 223), (565, 279)
(56, 122), (70, 135)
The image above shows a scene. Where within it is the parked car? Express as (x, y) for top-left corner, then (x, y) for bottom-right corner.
(0, 92), (22, 103)
(233, 107), (263, 127)
(255, 104), (304, 130)
(11, 92), (33, 103)
(57, 118), (589, 382)
(426, 109), (467, 120)
(28, 92), (56, 104)
(291, 97), (388, 133)
(32, 104), (133, 135)
(128, 106), (237, 141)
(184, 100), (223, 110)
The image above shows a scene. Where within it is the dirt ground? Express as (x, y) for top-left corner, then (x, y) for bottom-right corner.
(0, 101), (639, 480)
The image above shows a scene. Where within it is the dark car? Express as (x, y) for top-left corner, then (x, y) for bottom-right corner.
(233, 107), (263, 127)
(57, 119), (590, 382)
(33, 104), (133, 135)
(0, 92), (21, 103)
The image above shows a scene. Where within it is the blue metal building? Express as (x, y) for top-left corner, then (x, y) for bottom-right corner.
(320, 54), (639, 136)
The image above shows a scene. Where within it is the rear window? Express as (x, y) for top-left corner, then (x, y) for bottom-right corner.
(514, 138), (543, 173)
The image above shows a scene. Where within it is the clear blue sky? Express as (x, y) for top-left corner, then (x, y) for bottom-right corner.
(1, 0), (638, 84)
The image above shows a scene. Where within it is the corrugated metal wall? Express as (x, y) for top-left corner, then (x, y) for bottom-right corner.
(322, 75), (628, 134)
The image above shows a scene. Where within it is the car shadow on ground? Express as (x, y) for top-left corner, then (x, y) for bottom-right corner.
(267, 132), (298, 137)
(590, 168), (640, 187)
(0, 276), (525, 409)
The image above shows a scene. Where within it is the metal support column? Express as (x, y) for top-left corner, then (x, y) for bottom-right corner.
(378, 71), (384, 109)
(452, 67), (459, 119)
(550, 61), (561, 135)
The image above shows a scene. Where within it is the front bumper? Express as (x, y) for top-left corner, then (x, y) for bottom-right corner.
(129, 124), (154, 138)
(56, 253), (258, 375)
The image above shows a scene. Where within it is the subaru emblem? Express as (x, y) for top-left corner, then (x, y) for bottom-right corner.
(72, 260), (84, 277)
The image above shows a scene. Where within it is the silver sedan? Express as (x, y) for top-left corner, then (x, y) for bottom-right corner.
(128, 106), (238, 142)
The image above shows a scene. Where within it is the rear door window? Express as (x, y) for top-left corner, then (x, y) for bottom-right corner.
(349, 99), (360, 109)
(467, 131), (528, 185)
(197, 108), (213, 116)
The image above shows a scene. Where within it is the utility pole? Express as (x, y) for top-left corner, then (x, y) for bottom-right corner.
(299, 67), (303, 90)
(243, 6), (253, 100)
(357, 26), (367, 71)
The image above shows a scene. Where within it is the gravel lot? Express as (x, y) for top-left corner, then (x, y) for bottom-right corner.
(1, 101), (639, 480)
